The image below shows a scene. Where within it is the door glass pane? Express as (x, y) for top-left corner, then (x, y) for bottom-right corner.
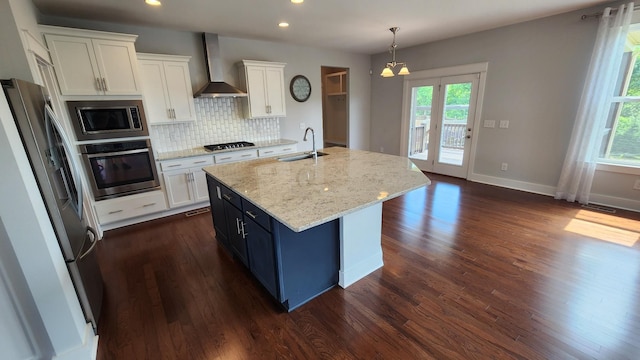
(409, 85), (433, 161)
(438, 82), (471, 166)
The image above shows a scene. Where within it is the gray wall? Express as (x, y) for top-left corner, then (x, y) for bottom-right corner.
(370, 4), (640, 209)
(39, 16), (372, 151)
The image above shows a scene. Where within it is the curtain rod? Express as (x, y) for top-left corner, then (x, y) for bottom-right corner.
(581, 4), (638, 20)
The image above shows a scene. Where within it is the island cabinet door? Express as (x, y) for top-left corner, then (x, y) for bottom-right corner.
(245, 218), (279, 300)
(206, 176), (229, 251)
(224, 202), (249, 267)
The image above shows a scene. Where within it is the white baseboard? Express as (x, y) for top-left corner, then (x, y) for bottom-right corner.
(467, 173), (639, 212)
(467, 173), (556, 196)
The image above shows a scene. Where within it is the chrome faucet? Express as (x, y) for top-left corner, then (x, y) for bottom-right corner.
(303, 127), (317, 161)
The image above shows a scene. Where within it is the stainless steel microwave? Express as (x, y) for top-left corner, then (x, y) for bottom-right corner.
(66, 99), (149, 141)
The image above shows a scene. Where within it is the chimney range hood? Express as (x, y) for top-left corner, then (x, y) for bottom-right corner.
(194, 33), (247, 98)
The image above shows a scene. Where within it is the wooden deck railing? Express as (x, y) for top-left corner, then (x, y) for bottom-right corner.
(410, 122), (466, 154)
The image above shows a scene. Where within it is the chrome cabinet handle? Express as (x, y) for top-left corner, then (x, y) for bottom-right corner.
(167, 108), (172, 119)
(101, 78), (108, 92)
(95, 77), (102, 91)
(283, 148), (292, 151)
(219, 157), (232, 161)
(167, 164), (181, 168)
(235, 217), (240, 234)
(108, 209), (123, 214)
(240, 221), (247, 238)
(241, 154), (252, 158)
(245, 210), (257, 219)
(143, 203), (156, 207)
(193, 160), (207, 164)
(222, 194), (232, 201)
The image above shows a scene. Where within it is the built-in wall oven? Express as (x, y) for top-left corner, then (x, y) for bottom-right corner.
(80, 139), (160, 200)
(67, 99), (148, 141)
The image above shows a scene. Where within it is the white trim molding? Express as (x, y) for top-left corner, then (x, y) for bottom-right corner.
(468, 173), (556, 196)
(468, 172), (640, 212)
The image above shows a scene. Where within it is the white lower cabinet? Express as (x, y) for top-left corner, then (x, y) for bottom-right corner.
(161, 156), (214, 208)
(94, 190), (167, 225)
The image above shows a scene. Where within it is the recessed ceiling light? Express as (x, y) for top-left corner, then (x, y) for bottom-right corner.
(145, 0), (161, 6)
(279, 22), (290, 28)
(291, 0), (304, 3)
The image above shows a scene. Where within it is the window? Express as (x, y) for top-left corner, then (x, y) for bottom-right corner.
(601, 26), (640, 167)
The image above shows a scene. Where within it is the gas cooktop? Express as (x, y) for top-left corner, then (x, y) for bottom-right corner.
(204, 141), (255, 151)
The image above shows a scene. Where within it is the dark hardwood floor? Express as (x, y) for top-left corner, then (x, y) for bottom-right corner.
(96, 174), (640, 359)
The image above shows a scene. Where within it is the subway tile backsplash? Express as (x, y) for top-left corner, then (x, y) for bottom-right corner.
(149, 97), (280, 153)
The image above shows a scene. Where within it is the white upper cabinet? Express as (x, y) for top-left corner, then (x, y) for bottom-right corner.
(238, 60), (286, 118)
(41, 26), (142, 96)
(138, 53), (196, 124)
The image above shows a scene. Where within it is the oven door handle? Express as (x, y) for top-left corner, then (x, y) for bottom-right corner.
(84, 148), (150, 158)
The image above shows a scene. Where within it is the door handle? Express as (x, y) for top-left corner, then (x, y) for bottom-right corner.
(78, 227), (98, 260)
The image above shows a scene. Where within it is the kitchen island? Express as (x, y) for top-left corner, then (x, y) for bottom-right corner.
(203, 147), (430, 310)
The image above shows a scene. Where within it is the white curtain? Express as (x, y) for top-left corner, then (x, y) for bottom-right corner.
(555, 2), (634, 204)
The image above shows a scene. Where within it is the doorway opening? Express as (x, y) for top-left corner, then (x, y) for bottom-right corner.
(321, 66), (349, 148)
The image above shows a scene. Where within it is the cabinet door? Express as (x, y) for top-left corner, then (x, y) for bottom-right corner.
(139, 60), (172, 124)
(224, 202), (249, 267)
(265, 67), (286, 116)
(207, 177), (229, 248)
(191, 169), (210, 203)
(163, 171), (194, 208)
(164, 61), (196, 121)
(92, 39), (141, 95)
(245, 218), (279, 299)
(246, 66), (268, 117)
(45, 34), (101, 95)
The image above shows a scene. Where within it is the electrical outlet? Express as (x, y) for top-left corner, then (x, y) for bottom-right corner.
(499, 120), (510, 129)
(501, 163), (508, 171)
(634, 179), (640, 190)
(299, 122), (306, 130)
(484, 120), (496, 128)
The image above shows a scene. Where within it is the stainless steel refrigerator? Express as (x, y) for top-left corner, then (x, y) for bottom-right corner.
(2, 78), (104, 334)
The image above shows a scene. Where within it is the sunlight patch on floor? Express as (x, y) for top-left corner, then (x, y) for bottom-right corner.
(564, 210), (639, 247)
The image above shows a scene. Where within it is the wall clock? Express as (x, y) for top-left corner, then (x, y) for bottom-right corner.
(290, 75), (311, 102)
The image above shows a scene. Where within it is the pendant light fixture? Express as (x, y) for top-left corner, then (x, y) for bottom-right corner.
(380, 27), (410, 78)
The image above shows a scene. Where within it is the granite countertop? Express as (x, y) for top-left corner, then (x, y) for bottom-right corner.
(203, 147), (431, 232)
(156, 139), (298, 161)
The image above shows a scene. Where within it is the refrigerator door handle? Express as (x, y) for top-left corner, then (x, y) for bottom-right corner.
(79, 226), (98, 261)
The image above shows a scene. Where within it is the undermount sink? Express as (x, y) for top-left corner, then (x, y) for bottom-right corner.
(277, 152), (328, 162)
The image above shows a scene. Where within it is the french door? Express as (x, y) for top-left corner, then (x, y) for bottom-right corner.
(403, 73), (480, 178)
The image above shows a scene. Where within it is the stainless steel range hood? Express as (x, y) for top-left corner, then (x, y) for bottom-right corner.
(194, 33), (247, 98)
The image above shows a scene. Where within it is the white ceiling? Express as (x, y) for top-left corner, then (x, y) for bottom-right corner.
(31, 0), (614, 54)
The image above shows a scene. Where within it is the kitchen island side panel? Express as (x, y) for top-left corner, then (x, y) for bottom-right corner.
(274, 219), (340, 311)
